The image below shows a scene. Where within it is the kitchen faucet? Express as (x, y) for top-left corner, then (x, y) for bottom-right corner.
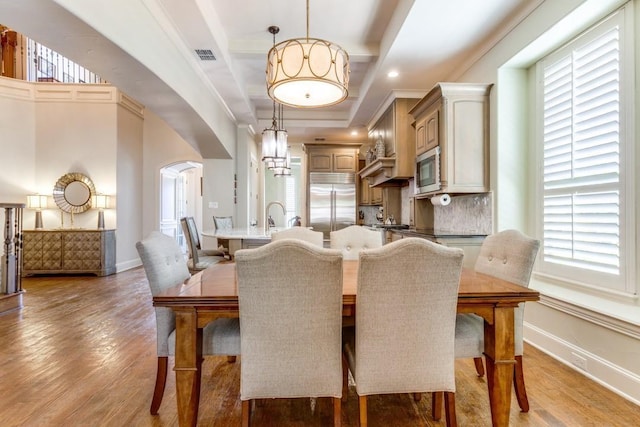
(265, 201), (286, 230)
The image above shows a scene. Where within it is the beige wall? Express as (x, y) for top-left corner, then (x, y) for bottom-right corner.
(0, 78), (213, 272)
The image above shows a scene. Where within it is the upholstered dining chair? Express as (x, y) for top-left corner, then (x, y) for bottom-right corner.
(235, 239), (344, 426)
(213, 215), (233, 258)
(181, 217), (225, 273)
(454, 229), (540, 412)
(329, 225), (383, 260)
(136, 231), (240, 415)
(270, 226), (324, 247)
(344, 238), (464, 427)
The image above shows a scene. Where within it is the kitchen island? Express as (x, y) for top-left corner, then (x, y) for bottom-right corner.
(201, 228), (278, 258)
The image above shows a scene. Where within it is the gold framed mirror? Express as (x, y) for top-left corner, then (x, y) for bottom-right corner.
(52, 172), (96, 214)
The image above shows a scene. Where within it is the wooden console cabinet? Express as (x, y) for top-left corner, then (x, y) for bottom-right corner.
(22, 229), (116, 276)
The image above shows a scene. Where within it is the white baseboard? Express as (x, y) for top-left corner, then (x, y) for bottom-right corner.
(116, 258), (141, 273)
(524, 322), (640, 405)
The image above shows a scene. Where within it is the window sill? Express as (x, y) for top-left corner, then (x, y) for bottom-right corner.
(530, 273), (640, 339)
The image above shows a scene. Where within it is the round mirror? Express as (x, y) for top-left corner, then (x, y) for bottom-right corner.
(53, 172), (96, 213)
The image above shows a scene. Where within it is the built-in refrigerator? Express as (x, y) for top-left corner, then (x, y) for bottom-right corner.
(308, 172), (357, 240)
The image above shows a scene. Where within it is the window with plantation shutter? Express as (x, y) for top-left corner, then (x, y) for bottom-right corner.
(537, 9), (633, 293)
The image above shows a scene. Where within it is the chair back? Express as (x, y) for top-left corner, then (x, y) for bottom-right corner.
(213, 216), (234, 231)
(330, 225), (382, 260)
(235, 239), (344, 400)
(136, 231), (191, 356)
(474, 229), (540, 354)
(180, 217), (201, 265)
(270, 227), (323, 247)
(354, 237), (464, 395)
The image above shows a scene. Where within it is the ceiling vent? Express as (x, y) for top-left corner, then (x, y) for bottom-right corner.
(314, 137), (326, 141)
(195, 49), (216, 61)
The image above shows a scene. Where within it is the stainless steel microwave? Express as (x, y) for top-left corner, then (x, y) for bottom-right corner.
(415, 146), (440, 195)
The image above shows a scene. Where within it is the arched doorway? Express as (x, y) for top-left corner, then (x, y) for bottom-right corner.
(159, 161), (203, 252)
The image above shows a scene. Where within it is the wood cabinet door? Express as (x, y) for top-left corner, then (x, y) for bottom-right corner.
(424, 106), (439, 153)
(360, 178), (371, 204)
(334, 153), (356, 172)
(308, 152), (333, 172)
(370, 186), (383, 204)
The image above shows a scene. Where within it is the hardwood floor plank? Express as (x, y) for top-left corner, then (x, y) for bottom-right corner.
(0, 268), (638, 426)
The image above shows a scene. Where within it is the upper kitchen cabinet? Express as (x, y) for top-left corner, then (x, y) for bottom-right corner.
(305, 142), (360, 173)
(359, 98), (417, 187)
(410, 83), (492, 196)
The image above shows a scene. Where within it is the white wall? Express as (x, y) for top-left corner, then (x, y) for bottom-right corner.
(455, 0), (640, 403)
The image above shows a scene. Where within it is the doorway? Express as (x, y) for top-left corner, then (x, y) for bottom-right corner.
(159, 162), (203, 252)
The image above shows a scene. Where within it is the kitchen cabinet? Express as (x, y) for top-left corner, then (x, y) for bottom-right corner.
(359, 161), (383, 205)
(409, 82), (492, 196)
(360, 180), (382, 205)
(22, 229), (116, 276)
(305, 144), (359, 173)
(359, 98), (417, 186)
(390, 230), (484, 269)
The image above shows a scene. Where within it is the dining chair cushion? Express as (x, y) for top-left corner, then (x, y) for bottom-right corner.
(330, 225), (382, 260)
(136, 231), (239, 356)
(213, 216), (234, 230)
(458, 229), (540, 356)
(181, 217), (225, 273)
(349, 237), (464, 395)
(167, 317), (240, 356)
(235, 239), (343, 400)
(270, 227), (323, 247)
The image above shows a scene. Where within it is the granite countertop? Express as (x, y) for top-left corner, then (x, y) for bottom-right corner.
(392, 228), (488, 238)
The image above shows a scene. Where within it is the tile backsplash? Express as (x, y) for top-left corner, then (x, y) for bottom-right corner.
(414, 192), (493, 234)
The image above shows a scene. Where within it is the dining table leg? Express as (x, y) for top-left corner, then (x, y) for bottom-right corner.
(483, 305), (516, 427)
(174, 307), (203, 427)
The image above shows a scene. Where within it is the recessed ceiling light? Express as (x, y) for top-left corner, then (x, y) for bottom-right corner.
(387, 70), (399, 78)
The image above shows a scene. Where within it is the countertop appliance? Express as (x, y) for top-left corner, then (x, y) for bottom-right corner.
(309, 172), (356, 240)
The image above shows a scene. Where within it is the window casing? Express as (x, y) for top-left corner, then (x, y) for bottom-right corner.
(535, 7), (635, 295)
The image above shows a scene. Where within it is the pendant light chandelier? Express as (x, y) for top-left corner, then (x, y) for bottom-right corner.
(266, 0), (349, 108)
(261, 100), (288, 166)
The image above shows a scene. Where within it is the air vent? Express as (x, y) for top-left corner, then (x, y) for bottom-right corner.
(314, 137), (326, 141)
(195, 49), (216, 61)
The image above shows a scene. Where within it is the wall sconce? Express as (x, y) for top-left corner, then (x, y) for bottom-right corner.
(26, 194), (47, 229)
(95, 194), (109, 229)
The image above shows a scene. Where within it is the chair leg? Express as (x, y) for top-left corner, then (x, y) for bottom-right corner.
(341, 352), (349, 402)
(444, 392), (457, 427)
(513, 355), (530, 412)
(432, 391), (443, 421)
(150, 356), (168, 415)
(242, 399), (251, 427)
(358, 395), (368, 427)
(473, 357), (485, 377)
(333, 397), (342, 427)
(227, 355), (237, 363)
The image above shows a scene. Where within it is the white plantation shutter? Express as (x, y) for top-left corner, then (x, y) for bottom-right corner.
(538, 10), (631, 292)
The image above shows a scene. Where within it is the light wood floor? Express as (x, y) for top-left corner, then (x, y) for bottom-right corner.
(1, 268), (638, 426)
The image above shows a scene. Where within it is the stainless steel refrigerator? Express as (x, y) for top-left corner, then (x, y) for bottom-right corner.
(308, 172), (357, 240)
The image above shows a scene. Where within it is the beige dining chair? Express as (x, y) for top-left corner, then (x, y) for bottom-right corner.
(136, 231), (240, 414)
(235, 239), (344, 426)
(329, 225), (383, 260)
(270, 226), (324, 247)
(344, 238), (464, 427)
(454, 229), (540, 412)
(181, 217), (226, 273)
(213, 215), (234, 258)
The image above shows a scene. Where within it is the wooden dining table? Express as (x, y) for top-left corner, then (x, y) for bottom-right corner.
(153, 260), (539, 427)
